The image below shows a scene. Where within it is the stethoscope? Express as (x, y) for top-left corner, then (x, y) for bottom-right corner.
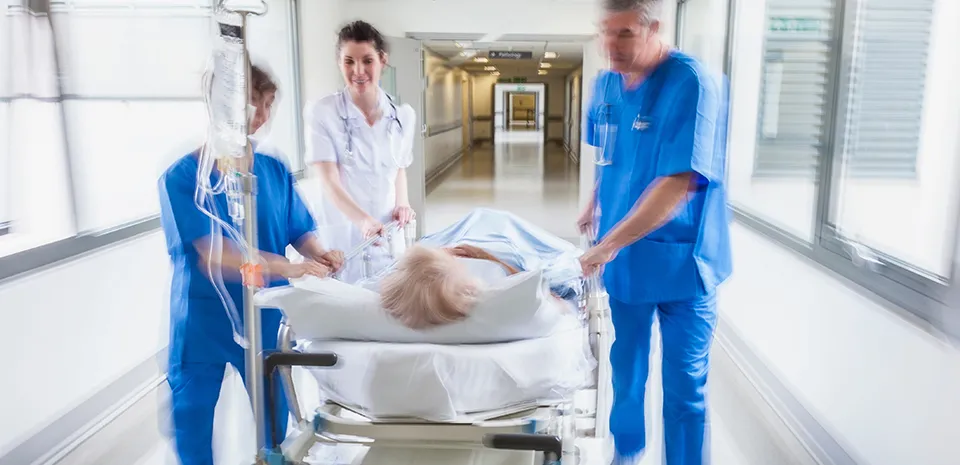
(337, 89), (406, 168)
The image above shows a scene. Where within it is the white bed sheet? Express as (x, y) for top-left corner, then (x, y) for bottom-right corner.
(297, 316), (595, 422)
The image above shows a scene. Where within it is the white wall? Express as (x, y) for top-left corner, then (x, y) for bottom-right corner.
(0, 233), (170, 454)
(578, 37), (604, 210)
(720, 225), (960, 465)
(341, 0), (597, 36)
(564, 67), (583, 157)
(424, 51), (468, 176)
(471, 74), (498, 142)
(298, 0), (346, 103)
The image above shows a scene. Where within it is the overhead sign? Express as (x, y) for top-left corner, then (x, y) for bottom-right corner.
(488, 50), (533, 60)
(768, 17), (823, 33)
(496, 77), (528, 84)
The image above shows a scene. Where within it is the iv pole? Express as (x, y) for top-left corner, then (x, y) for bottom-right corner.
(211, 1), (272, 462)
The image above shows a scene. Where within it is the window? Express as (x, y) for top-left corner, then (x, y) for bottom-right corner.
(0, 2), (77, 256)
(0, 102), (9, 237)
(246, 0), (304, 172)
(824, 0), (956, 279)
(0, 0), (304, 272)
(676, 0), (730, 76)
(725, 0), (960, 325)
(54, 0), (215, 232)
(727, 0), (836, 241)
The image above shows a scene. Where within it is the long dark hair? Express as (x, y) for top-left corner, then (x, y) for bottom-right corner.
(336, 20), (388, 56)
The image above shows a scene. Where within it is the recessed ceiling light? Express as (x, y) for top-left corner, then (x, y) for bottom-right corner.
(543, 52), (558, 59)
(539, 62), (552, 68)
(484, 66), (497, 71)
(474, 57), (489, 63)
(538, 70), (548, 75)
(460, 49), (477, 57)
(491, 71), (501, 76)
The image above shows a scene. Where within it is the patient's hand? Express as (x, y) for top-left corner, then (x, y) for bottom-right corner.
(449, 244), (495, 261)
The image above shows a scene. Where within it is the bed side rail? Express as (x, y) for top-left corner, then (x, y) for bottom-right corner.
(579, 228), (612, 440)
(331, 219), (418, 280)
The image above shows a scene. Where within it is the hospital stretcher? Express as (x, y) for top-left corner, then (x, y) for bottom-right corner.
(254, 222), (613, 465)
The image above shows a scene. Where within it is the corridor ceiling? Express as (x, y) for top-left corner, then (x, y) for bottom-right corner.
(418, 34), (589, 76)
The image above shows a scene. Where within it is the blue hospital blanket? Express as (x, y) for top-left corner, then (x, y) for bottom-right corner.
(418, 208), (585, 300)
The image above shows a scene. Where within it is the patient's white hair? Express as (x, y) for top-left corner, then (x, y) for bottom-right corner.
(380, 245), (482, 329)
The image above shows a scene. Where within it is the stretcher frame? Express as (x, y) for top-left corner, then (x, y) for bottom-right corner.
(254, 226), (612, 465)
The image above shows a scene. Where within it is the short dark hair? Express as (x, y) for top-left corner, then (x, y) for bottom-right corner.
(336, 20), (388, 55)
(250, 65), (277, 99)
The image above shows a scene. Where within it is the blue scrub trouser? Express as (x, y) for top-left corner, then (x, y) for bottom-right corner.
(167, 359), (290, 465)
(608, 293), (717, 464)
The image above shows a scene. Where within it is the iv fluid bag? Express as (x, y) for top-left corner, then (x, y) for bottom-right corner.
(210, 11), (250, 161)
(193, 9), (254, 349)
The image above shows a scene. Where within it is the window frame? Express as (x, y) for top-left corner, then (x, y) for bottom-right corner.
(719, 0), (960, 340)
(0, 0), (306, 282)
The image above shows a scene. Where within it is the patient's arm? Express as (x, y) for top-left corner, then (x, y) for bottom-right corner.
(448, 244), (520, 275)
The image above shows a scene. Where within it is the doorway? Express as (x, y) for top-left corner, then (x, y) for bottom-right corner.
(507, 92), (538, 130)
(492, 83), (545, 143)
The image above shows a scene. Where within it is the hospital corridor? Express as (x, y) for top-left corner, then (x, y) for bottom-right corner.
(3, 1), (960, 465)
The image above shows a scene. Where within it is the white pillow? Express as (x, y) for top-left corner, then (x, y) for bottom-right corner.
(253, 269), (573, 344)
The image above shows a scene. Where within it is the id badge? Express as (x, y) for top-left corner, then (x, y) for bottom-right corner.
(596, 123), (618, 166)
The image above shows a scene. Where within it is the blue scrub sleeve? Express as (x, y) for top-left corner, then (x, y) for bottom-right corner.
(656, 74), (723, 184)
(285, 170), (317, 246)
(158, 165), (211, 251)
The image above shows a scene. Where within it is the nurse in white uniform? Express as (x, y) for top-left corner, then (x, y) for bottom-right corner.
(304, 20), (417, 283)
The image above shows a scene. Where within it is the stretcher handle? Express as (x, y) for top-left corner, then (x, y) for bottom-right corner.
(483, 433), (562, 464)
(343, 220), (401, 261)
(262, 351), (339, 450)
(580, 226), (604, 295)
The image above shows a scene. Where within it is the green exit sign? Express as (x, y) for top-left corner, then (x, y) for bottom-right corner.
(769, 17), (823, 33)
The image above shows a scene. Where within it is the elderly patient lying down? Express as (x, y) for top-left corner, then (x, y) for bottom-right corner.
(372, 243), (566, 329)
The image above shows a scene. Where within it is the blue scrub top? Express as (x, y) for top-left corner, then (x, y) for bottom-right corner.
(584, 51), (732, 305)
(158, 152), (317, 366)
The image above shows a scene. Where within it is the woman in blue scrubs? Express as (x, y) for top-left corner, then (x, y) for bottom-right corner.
(158, 65), (344, 465)
(578, 1), (732, 464)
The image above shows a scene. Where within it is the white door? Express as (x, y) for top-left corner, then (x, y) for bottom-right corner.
(386, 36), (426, 237)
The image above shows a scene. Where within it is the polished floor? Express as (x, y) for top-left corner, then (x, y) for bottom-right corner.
(425, 133), (582, 240)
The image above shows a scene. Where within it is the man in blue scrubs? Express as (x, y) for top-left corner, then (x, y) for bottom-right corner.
(578, 1), (732, 464)
(159, 65), (344, 465)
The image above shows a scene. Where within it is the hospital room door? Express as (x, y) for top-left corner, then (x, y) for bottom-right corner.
(385, 36), (427, 237)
